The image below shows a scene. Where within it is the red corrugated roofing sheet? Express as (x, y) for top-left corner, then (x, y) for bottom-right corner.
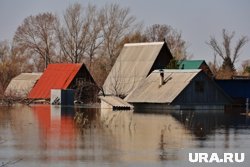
(28, 63), (82, 99)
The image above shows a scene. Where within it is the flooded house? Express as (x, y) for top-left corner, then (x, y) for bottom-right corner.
(125, 69), (232, 110)
(215, 79), (250, 111)
(4, 73), (42, 98)
(28, 63), (98, 104)
(102, 41), (173, 98)
(178, 60), (213, 78)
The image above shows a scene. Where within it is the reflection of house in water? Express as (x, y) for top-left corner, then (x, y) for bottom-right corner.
(31, 105), (77, 160)
(102, 42), (173, 97)
(170, 110), (226, 139)
(125, 69), (232, 110)
(99, 108), (193, 162)
(170, 110), (250, 150)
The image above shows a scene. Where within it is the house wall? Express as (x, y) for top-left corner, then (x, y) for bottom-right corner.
(148, 43), (173, 75)
(172, 72), (232, 105)
(200, 62), (213, 78)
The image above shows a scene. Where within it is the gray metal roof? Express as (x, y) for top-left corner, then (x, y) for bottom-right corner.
(125, 69), (201, 103)
(102, 42), (165, 96)
(99, 96), (134, 108)
(5, 73), (42, 98)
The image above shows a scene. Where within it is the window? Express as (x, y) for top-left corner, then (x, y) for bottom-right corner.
(76, 78), (86, 85)
(195, 81), (204, 93)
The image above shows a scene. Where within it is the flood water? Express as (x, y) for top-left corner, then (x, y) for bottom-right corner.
(0, 105), (250, 167)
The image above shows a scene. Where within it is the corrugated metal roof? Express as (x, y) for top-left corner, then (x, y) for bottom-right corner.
(125, 69), (201, 103)
(99, 96), (133, 108)
(178, 60), (205, 69)
(103, 42), (167, 96)
(28, 64), (82, 99)
(5, 73), (42, 98)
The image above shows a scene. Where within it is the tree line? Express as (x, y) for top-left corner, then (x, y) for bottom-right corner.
(0, 2), (249, 95)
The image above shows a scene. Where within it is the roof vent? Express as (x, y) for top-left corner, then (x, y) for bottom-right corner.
(159, 69), (164, 86)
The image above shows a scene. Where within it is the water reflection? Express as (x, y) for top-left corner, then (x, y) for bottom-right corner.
(1, 106), (250, 166)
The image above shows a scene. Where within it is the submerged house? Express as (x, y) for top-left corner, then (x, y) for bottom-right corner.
(215, 80), (250, 105)
(125, 69), (232, 110)
(28, 64), (98, 103)
(5, 73), (42, 98)
(178, 60), (213, 77)
(102, 42), (173, 97)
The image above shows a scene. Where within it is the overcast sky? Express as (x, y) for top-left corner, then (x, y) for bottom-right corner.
(0, 0), (249, 68)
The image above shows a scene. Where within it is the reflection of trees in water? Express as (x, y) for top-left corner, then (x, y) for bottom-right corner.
(158, 124), (179, 161)
(74, 108), (101, 130)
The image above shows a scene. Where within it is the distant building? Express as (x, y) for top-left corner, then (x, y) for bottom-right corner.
(125, 69), (232, 110)
(215, 79), (250, 105)
(5, 73), (42, 98)
(178, 60), (213, 77)
(102, 42), (173, 97)
(28, 64), (98, 103)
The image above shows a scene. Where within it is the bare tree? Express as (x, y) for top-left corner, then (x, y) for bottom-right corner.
(100, 3), (138, 69)
(242, 60), (250, 75)
(0, 41), (33, 95)
(84, 5), (104, 71)
(207, 29), (248, 73)
(145, 24), (189, 60)
(13, 12), (57, 71)
(56, 3), (91, 63)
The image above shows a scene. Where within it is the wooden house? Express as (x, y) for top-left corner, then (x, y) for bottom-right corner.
(125, 69), (232, 110)
(178, 60), (213, 77)
(102, 42), (173, 97)
(5, 73), (42, 98)
(28, 64), (98, 103)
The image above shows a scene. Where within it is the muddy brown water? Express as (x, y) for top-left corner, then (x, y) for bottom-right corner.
(0, 105), (250, 167)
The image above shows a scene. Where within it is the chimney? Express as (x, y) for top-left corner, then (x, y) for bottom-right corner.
(159, 69), (164, 86)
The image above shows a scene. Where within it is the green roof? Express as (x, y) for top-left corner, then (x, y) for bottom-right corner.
(178, 60), (205, 69)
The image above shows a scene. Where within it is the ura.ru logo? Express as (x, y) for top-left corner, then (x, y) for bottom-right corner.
(189, 153), (245, 163)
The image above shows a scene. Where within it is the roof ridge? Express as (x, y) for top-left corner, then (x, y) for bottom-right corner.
(152, 69), (201, 73)
(124, 42), (164, 46)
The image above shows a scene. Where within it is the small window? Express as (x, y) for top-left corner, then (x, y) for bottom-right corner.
(195, 81), (204, 93)
(76, 78), (85, 85)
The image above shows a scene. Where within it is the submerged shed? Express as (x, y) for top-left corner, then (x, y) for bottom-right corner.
(28, 64), (98, 103)
(125, 69), (232, 110)
(99, 96), (133, 110)
(102, 42), (173, 97)
(5, 73), (42, 98)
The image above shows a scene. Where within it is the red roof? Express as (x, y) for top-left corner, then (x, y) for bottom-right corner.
(28, 63), (82, 99)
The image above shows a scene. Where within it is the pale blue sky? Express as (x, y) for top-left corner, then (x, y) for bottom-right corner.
(0, 0), (249, 68)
